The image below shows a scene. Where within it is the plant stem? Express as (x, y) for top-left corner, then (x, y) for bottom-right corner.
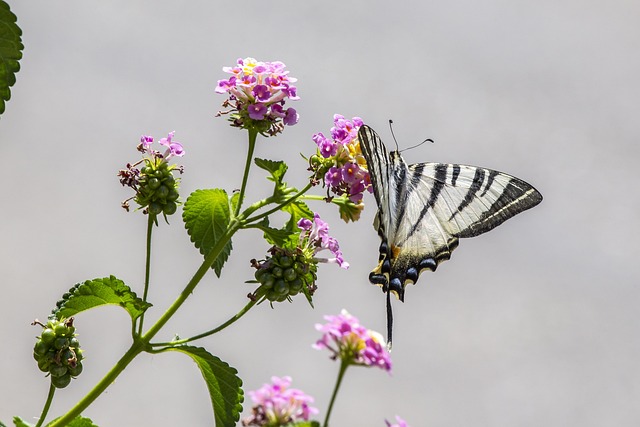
(48, 218), (242, 427)
(323, 360), (349, 427)
(140, 218), (242, 342)
(235, 128), (258, 217)
(34, 382), (56, 427)
(149, 298), (258, 348)
(47, 340), (144, 427)
(244, 182), (313, 224)
(137, 214), (155, 336)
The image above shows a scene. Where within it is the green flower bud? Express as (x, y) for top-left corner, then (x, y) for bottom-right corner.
(274, 279), (288, 296)
(272, 267), (283, 279)
(283, 268), (297, 282)
(51, 373), (72, 389)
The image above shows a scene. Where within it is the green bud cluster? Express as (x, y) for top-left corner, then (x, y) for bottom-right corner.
(33, 317), (84, 389)
(136, 160), (180, 216)
(254, 249), (317, 302)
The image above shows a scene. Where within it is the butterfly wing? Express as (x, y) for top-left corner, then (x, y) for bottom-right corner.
(358, 125), (543, 301)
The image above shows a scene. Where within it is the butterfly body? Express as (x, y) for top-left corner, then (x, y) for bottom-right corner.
(358, 124), (542, 313)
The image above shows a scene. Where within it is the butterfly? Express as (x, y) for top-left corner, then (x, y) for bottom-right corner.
(358, 124), (543, 346)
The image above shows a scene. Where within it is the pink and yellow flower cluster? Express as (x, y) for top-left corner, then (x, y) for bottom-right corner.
(216, 57), (299, 134)
(314, 309), (391, 372)
(243, 376), (317, 426)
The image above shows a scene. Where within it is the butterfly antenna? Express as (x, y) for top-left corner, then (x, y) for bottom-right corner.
(401, 137), (434, 153)
(386, 287), (393, 351)
(388, 119), (400, 151)
(389, 119), (434, 153)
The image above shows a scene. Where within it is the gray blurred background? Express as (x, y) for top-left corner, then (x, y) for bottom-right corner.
(2, 1), (639, 426)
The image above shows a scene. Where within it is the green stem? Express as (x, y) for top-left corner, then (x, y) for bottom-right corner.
(47, 340), (144, 427)
(244, 182), (313, 224)
(323, 360), (349, 427)
(235, 128), (258, 217)
(149, 298), (257, 348)
(48, 219), (242, 427)
(137, 214), (155, 336)
(298, 194), (326, 202)
(140, 218), (242, 342)
(34, 381), (56, 427)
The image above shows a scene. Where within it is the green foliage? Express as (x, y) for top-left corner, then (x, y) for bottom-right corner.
(0, 0), (23, 116)
(282, 198), (313, 227)
(253, 217), (296, 247)
(292, 422), (321, 427)
(183, 189), (234, 277)
(10, 417), (30, 427)
(254, 158), (288, 194)
(53, 276), (151, 322)
(44, 416), (99, 427)
(164, 346), (243, 427)
(64, 416), (99, 427)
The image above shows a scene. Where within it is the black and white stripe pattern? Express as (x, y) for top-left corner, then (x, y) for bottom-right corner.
(358, 125), (543, 301)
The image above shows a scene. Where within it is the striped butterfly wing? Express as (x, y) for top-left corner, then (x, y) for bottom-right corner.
(358, 125), (543, 302)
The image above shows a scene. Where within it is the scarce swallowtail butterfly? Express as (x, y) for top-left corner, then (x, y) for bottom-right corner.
(358, 124), (543, 346)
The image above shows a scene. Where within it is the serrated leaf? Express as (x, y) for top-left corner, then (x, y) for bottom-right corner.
(254, 217), (296, 247)
(165, 346), (243, 427)
(282, 199), (313, 226)
(255, 158), (289, 199)
(254, 158), (287, 184)
(45, 416), (99, 427)
(11, 417), (31, 427)
(53, 276), (151, 321)
(183, 189), (233, 277)
(0, 1), (23, 116)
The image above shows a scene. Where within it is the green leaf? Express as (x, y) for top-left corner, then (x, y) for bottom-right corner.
(255, 158), (289, 200)
(11, 417), (31, 427)
(53, 276), (151, 321)
(0, 1), (23, 116)
(45, 416), (99, 427)
(183, 189), (233, 277)
(253, 217), (296, 247)
(230, 191), (240, 214)
(164, 346), (243, 427)
(254, 158), (287, 185)
(282, 199), (313, 227)
(291, 422), (321, 427)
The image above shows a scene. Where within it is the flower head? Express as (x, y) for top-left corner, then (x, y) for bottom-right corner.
(216, 57), (299, 136)
(117, 132), (184, 217)
(314, 309), (392, 372)
(242, 376), (318, 426)
(297, 213), (349, 269)
(308, 114), (371, 221)
(251, 213), (347, 304)
(385, 415), (410, 427)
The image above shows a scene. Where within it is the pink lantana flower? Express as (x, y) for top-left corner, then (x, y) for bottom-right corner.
(216, 57), (299, 135)
(314, 309), (391, 372)
(117, 132), (184, 217)
(309, 114), (371, 221)
(242, 376), (318, 426)
(297, 213), (349, 269)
